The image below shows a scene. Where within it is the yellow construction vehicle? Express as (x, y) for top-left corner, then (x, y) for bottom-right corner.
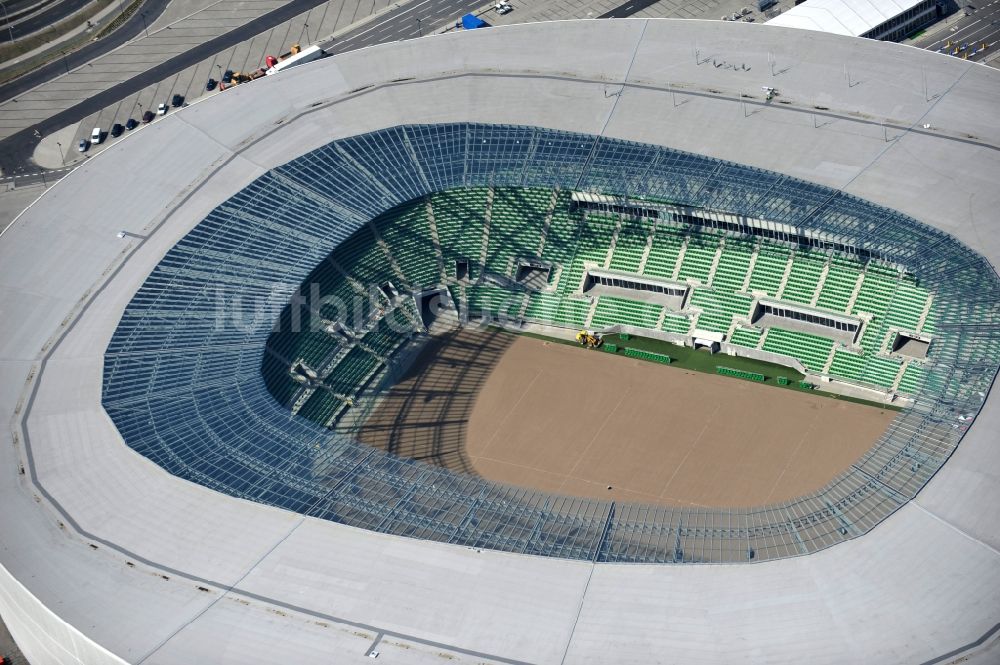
(576, 330), (603, 348)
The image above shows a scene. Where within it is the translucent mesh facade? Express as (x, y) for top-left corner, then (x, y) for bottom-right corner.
(103, 123), (1000, 564)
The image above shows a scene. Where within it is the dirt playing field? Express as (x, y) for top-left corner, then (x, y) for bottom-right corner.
(352, 328), (896, 507)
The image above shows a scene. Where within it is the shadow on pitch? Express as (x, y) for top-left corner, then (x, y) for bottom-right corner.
(342, 326), (513, 477)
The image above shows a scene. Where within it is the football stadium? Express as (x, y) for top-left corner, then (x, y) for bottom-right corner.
(1, 18), (999, 664)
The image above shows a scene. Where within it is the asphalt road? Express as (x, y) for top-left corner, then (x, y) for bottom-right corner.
(0, 0), (173, 104)
(0, 0), (488, 181)
(0, 0), (330, 177)
(1, 0), (99, 44)
(599, 0), (661, 19)
(913, 0), (1000, 61)
(325, 0), (488, 54)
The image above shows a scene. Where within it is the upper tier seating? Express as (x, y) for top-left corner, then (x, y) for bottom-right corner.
(267, 186), (943, 417)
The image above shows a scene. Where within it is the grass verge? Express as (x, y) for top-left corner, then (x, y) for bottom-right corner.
(0, 0), (119, 87)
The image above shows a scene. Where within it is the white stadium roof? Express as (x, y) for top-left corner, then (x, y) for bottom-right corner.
(765, 0), (927, 36)
(1, 18), (999, 665)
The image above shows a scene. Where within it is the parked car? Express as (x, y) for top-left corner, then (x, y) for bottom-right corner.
(157, 102), (168, 115)
(78, 138), (88, 152)
(495, 1), (512, 13)
(142, 110), (155, 123)
(206, 77), (217, 91)
(171, 93), (184, 107)
(222, 69), (233, 83)
(125, 118), (138, 130)
(110, 123), (123, 137)
(90, 127), (102, 144)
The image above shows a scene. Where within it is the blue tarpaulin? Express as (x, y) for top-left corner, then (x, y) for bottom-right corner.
(461, 13), (489, 29)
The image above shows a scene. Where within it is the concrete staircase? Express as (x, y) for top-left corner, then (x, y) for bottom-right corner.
(584, 297), (600, 328)
(370, 222), (409, 288)
(846, 273), (866, 312)
(811, 260), (832, 307)
(705, 239), (725, 285)
(891, 358), (910, 392)
(756, 327), (769, 350)
(330, 256), (377, 303)
(917, 294), (935, 331)
(774, 253), (795, 299)
(536, 188), (559, 257)
(425, 198), (447, 283)
(655, 307), (669, 330)
(550, 264), (565, 292)
(741, 245), (759, 292)
(671, 237), (689, 280)
(356, 339), (387, 363)
(479, 187), (494, 267)
(820, 345), (837, 374)
(604, 216), (622, 269)
(637, 233), (654, 275)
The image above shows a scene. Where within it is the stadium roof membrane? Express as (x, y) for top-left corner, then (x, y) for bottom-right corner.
(765, 0), (927, 37)
(1, 18), (998, 665)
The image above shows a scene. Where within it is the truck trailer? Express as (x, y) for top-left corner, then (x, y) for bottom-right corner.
(265, 45), (325, 76)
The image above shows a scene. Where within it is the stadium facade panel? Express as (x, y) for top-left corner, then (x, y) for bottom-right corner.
(1, 19), (998, 664)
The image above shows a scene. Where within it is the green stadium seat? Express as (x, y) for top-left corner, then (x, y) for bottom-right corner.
(781, 250), (826, 304)
(815, 255), (862, 312)
(431, 188), (490, 278)
(676, 230), (720, 283)
(709, 238), (754, 292)
(624, 347), (671, 364)
(728, 327), (762, 348)
(643, 225), (685, 278)
(467, 284), (525, 320)
(661, 313), (691, 334)
(761, 327), (835, 372)
(897, 362), (924, 394)
(747, 245), (789, 296)
(484, 188), (549, 275)
(591, 296), (663, 329)
(269, 188), (939, 399)
(373, 203), (439, 289)
(716, 366), (765, 382)
(688, 288), (753, 334)
(524, 293), (591, 327)
(609, 217), (650, 273)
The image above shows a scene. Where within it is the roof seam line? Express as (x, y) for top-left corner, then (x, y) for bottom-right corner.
(832, 60), (975, 195)
(558, 561), (598, 665)
(910, 500), (1000, 558)
(134, 515), (310, 664)
(596, 19), (648, 139)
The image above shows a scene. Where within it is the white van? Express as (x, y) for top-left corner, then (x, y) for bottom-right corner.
(90, 127), (102, 145)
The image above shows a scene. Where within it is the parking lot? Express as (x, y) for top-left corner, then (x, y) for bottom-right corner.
(22, 0), (983, 171)
(484, 0), (782, 26)
(909, 0), (1000, 62)
(3, 0), (407, 168)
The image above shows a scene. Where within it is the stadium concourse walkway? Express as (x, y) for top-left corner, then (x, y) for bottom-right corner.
(265, 184), (938, 430)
